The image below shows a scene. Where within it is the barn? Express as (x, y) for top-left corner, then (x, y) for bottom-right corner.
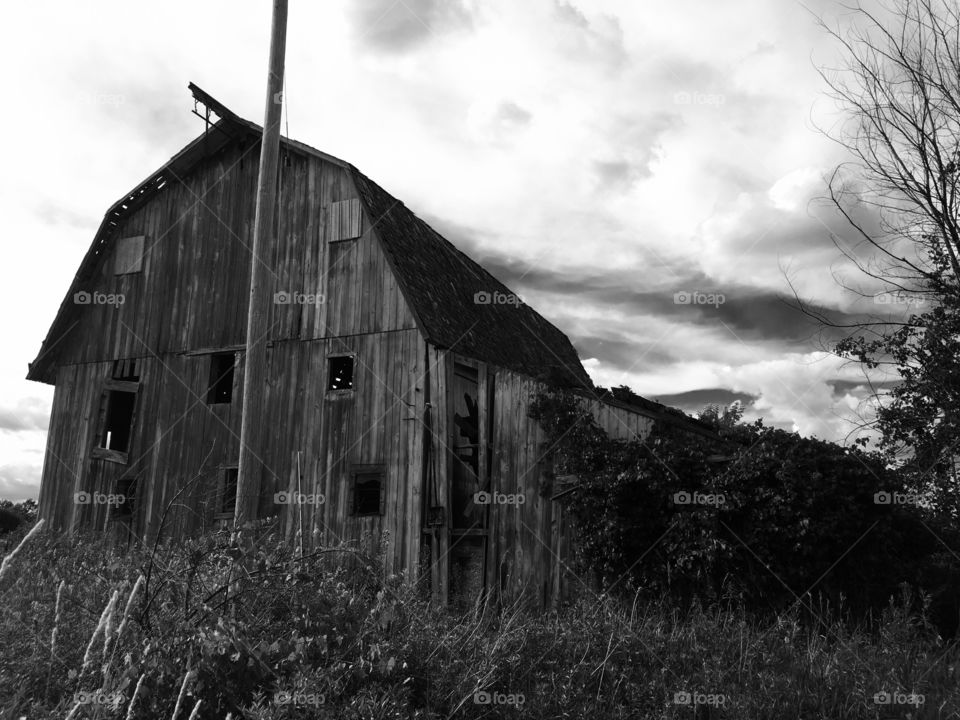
(28, 85), (710, 608)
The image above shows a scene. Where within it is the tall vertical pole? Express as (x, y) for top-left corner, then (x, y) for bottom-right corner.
(235, 0), (288, 527)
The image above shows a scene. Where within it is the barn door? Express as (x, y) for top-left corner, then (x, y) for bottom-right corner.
(447, 360), (493, 610)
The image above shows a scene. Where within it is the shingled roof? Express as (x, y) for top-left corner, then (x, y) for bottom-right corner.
(350, 170), (592, 388)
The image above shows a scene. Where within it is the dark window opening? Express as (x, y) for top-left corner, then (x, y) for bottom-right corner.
(207, 353), (235, 404)
(220, 467), (238, 515)
(112, 358), (139, 381)
(99, 390), (136, 453)
(114, 477), (136, 516)
(351, 467), (384, 516)
(328, 356), (354, 391)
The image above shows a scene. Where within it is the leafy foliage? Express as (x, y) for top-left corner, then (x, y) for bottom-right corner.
(531, 388), (960, 635)
(2, 520), (960, 718)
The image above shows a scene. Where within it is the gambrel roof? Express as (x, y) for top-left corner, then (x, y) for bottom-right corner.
(27, 84), (591, 388)
(351, 171), (591, 388)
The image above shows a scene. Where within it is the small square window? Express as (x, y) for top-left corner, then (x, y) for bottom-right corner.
(350, 465), (385, 516)
(114, 235), (145, 275)
(207, 353), (235, 404)
(327, 356), (354, 391)
(329, 199), (362, 241)
(220, 467), (238, 516)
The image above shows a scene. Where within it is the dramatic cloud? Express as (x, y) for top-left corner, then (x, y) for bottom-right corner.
(0, 0), (895, 502)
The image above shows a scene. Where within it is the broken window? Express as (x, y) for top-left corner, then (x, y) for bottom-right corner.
(207, 353), (235, 404)
(219, 467), (238, 516)
(327, 355), (354, 391)
(350, 465), (385, 516)
(98, 389), (136, 454)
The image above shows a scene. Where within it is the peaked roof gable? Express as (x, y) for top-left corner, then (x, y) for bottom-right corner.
(29, 85), (592, 389)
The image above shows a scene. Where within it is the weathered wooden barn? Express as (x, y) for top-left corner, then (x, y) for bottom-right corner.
(29, 86), (710, 608)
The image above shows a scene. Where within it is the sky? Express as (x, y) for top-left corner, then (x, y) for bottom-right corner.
(0, 0), (908, 501)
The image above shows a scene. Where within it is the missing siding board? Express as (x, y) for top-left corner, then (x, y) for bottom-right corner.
(114, 235), (145, 274)
(329, 199), (362, 241)
(111, 358), (139, 381)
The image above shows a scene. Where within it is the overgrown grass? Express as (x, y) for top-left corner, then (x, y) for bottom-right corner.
(1, 523), (959, 719)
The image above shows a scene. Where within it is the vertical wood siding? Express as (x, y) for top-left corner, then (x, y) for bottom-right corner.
(489, 372), (657, 608)
(37, 141), (424, 580)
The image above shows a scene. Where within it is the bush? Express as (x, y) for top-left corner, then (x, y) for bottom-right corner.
(530, 388), (960, 635)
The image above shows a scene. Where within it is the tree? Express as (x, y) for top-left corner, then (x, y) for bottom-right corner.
(799, 0), (960, 508)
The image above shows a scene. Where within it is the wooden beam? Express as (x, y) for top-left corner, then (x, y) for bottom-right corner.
(235, 0), (288, 527)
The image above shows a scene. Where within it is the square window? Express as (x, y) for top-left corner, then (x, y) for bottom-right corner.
(328, 199), (362, 241)
(207, 353), (235, 404)
(350, 465), (385, 516)
(327, 356), (354, 391)
(99, 390), (136, 453)
(114, 235), (145, 275)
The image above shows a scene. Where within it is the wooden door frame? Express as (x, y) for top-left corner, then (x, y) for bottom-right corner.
(444, 354), (494, 606)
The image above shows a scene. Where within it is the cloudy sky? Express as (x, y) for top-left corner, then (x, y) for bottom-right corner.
(0, 0), (906, 501)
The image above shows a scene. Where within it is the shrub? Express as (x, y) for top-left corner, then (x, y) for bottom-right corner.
(530, 388), (960, 635)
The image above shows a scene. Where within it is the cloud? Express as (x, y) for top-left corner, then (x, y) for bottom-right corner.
(551, 1), (627, 70)
(0, 0), (901, 453)
(0, 398), (50, 434)
(349, 0), (474, 53)
(0, 464), (41, 503)
(651, 388), (759, 415)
